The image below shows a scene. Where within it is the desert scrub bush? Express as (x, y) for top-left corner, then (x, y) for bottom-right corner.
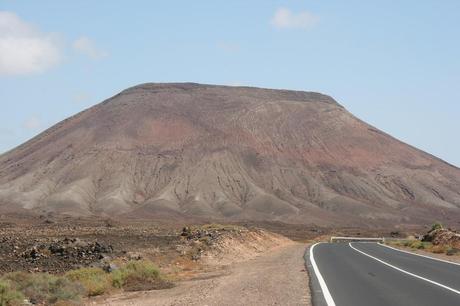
(422, 241), (432, 249)
(390, 240), (409, 247)
(0, 280), (24, 306)
(200, 224), (243, 231)
(2, 272), (83, 305)
(400, 240), (412, 247)
(65, 267), (111, 297)
(431, 245), (446, 254)
(445, 246), (458, 256)
(431, 222), (443, 231)
(409, 240), (425, 249)
(112, 260), (172, 292)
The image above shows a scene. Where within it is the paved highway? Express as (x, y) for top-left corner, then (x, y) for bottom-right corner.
(308, 242), (460, 306)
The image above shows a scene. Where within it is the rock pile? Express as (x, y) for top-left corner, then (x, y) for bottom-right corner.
(178, 225), (247, 261)
(180, 227), (223, 241)
(423, 228), (460, 249)
(20, 238), (113, 266)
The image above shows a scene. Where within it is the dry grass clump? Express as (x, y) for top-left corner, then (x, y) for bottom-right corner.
(0, 259), (172, 305)
(389, 239), (432, 250)
(0, 280), (24, 306)
(388, 238), (459, 256)
(199, 224), (245, 231)
(1, 272), (83, 305)
(409, 240), (426, 249)
(431, 245), (446, 254)
(65, 267), (112, 297)
(112, 260), (173, 292)
(430, 244), (458, 255)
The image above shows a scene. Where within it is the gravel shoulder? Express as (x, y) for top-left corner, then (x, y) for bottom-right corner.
(385, 244), (460, 264)
(91, 243), (311, 306)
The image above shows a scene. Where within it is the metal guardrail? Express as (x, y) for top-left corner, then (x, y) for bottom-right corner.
(330, 236), (385, 243)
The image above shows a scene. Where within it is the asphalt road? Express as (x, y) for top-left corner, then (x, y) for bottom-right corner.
(309, 242), (460, 306)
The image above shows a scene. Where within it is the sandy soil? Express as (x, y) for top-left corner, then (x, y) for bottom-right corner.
(91, 243), (311, 306)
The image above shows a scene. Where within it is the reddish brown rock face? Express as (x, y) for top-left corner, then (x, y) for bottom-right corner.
(0, 83), (459, 226)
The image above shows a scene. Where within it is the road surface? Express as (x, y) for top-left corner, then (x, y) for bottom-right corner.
(308, 242), (460, 306)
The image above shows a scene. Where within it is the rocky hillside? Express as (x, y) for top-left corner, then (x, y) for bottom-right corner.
(0, 83), (459, 226)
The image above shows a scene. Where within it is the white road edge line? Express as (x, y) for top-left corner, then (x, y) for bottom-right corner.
(310, 243), (336, 306)
(349, 242), (460, 295)
(378, 242), (460, 267)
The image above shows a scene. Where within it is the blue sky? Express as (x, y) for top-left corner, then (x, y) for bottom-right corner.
(1, 1), (459, 167)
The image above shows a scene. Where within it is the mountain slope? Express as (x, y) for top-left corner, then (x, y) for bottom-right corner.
(1, 83), (459, 226)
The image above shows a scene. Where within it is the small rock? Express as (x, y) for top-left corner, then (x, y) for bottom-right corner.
(103, 262), (119, 273)
(127, 252), (142, 260)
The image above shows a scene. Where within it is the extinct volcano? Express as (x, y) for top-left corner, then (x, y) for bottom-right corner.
(1, 83), (460, 226)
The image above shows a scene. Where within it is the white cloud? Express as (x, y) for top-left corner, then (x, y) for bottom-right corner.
(23, 116), (42, 130)
(0, 11), (61, 76)
(271, 8), (319, 30)
(73, 36), (108, 59)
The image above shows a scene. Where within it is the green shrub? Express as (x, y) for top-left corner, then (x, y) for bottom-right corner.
(0, 280), (24, 306)
(409, 240), (425, 249)
(112, 260), (172, 291)
(65, 267), (111, 297)
(431, 222), (443, 231)
(422, 241), (432, 249)
(445, 246), (457, 256)
(402, 240), (412, 247)
(2, 272), (83, 305)
(0, 260), (172, 303)
(112, 260), (159, 287)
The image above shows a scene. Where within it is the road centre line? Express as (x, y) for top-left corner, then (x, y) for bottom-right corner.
(349, 243), (460, 296)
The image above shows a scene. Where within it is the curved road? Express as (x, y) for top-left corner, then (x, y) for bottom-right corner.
(309, 242), (460, 306)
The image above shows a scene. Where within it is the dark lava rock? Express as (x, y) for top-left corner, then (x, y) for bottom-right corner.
(21, 238), (113, 265)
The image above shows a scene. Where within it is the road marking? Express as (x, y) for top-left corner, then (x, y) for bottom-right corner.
(349, 242), (460, 295)
(378, 242), (460, 267)
(310, 243), (336, 306)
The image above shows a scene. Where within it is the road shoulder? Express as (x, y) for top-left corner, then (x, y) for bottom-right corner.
(381, 243), (460, 265)
(90, 243), (311, 306)
(305, 243), (333, 306)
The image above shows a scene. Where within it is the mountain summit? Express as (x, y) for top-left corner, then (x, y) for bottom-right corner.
(1, 83), (459, 226)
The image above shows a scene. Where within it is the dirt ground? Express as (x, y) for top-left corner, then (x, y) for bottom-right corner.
(0, 217), (295, 274)
(0, 218), (182, 274)
(91, 243), (310, 306)
(0, 216), (414, 305)
(1, 217), (310, 305)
